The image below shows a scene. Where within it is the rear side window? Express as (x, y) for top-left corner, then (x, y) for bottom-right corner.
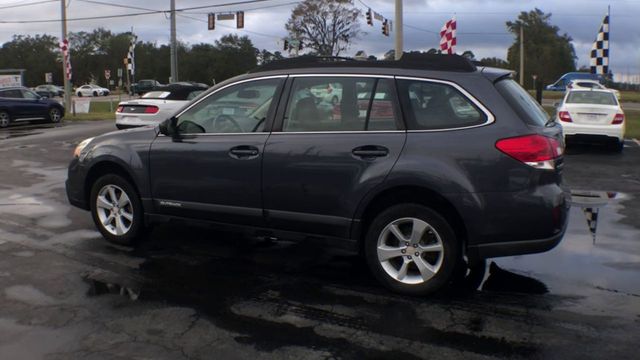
(282, 77), (398, 132)
(397, 79), (486, 130)
(495, 78), (549, 126)
(566, 91), (617, 105)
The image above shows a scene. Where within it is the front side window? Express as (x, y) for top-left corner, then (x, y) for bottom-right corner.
(282, 77), (398, 132)
(398, 79), (486, 130)
(176, 78), (281, 134)
(22, 90), (39, 99)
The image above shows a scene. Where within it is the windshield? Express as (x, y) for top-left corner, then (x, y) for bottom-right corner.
(495, 78), (549, 126)
(566, 91), (617, 105)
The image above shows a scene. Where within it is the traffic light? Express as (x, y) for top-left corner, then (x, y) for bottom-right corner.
(366, 9), (372, 26)
(283, 39), (289, 51)
(382, 19), (389, 36)
(208, 13), (215, 30)
(236, 11), (244, 29)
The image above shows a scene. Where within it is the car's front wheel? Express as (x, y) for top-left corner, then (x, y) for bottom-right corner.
(364, 204), (459, 295)
(0, 111), (10, 128)
(77, 92), (82, 97)
(49, 107), (62, 123)
(93, 91), (98, 97)
(90, 174), (145, 245)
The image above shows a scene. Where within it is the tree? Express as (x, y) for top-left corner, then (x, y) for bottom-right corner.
(479, 57), (509, 68)
(460, 50), (475, 60)
(285, 0), (361, 56)
(0, 35), (61, 86)
(506, 9), (576, 88)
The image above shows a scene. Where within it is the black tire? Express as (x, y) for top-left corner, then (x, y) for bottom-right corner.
(0, 110), (10, 128)
(48, 107), (62, 123)
(77, 92), (82, 97)
(612, 139), (624, 153)
(93, 91), (98, 97)
(90, 174), (145, 245)
(364, 204), (460, 295)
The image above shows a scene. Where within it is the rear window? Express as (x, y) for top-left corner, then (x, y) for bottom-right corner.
(495, 78), (549, 126)
(566, 91), (617, 105)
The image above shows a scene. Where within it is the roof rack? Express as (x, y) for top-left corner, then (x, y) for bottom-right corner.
(250, 53), (477, 73)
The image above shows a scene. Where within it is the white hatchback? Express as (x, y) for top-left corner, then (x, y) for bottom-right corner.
(556, 89), (625, 152)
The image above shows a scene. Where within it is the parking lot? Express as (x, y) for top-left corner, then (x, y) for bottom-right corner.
(0, 120), (639, 359)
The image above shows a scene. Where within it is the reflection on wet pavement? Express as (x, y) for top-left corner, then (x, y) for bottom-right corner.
(0, 122), (63, 140)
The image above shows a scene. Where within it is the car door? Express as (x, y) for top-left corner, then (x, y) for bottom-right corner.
(20, 89), (48, 118)
(148, 76), (285, 226)
(262, 75), (406, 239)
(0, 89), (30, 119)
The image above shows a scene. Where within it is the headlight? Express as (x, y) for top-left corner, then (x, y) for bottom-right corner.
(73, 137), (94, 158)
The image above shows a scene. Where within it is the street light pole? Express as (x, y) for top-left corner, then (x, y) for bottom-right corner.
(394, 0), (403, 60)
(170, 0), (178, 83)
(60, 0), (71, 112)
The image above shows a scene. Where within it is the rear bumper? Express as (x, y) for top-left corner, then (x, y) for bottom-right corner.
(561, 122), (625, 141)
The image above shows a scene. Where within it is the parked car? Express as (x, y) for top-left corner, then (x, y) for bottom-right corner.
(555, 88), (625, 152)
(34, 84), (64, 98)
(66, 54), (568, 295)
(0, 86), (65, 127)
(116, 84), (207, 129)
(130, 79), (162, 96)
(546, 72), (604, 91)
(76, 84), (110, 97)
(567, 79), (620, 99)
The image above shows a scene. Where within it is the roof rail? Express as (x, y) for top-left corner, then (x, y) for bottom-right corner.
(250, 53), (477, 73)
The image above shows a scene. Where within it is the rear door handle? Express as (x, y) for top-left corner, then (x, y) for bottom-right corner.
(352, 145), (389, 158)
(229, 145), (260, 159)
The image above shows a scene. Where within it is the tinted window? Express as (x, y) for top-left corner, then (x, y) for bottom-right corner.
(495, 78), (549, 126)
(176, 78), (281, 134)
(22, 90), (39, 99)
(0, 89), (23, 98)
(398, 79), (485, 130)
(282, 77), (397, 132)
(566, 91), (617, 105)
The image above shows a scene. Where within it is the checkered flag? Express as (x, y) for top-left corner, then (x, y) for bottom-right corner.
(590, 14), (609, 75)
(582, 207), (599, 243)
(127, 34), (137, 75)
(439, 18), (456, 54)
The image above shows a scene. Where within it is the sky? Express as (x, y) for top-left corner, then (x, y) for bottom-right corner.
(1, 0), (639, 80)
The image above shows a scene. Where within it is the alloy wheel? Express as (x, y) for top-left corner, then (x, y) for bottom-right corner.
(0, 112), (9, 128)
(50, 108), (61, 122)
(95, 184), (134, 236)
(376, 217), (444, 285)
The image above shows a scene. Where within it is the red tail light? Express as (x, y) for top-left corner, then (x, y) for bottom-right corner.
(144, 106), (159, 114)
(612, 113), (624, 124)
(495, 134), (562, 170)
(116, 105), (124, 113)
(558, 111), (572, 122)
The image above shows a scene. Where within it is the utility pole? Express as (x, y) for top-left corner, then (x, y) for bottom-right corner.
(519, 26), (524, 86)
(394, 0), (403, 60)
(170, 0), (178, 82)
(60, 0), (71, 112)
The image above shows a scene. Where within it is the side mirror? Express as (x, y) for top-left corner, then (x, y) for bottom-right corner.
(159, 116), (177, 137)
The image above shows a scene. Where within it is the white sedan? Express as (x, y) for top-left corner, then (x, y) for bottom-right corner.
(556, 89), (625, 152)
(115, 85), (206, 129)
(76, 84), (110, 97)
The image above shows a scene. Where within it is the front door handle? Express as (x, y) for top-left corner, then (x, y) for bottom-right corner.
(229, 145), (260, 159)
(352, 145), (389, 158)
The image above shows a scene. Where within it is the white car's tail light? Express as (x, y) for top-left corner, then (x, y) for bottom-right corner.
(144, 106), (159, 114)
(558, 111), (572, 122)
(612, 113), (624, 124)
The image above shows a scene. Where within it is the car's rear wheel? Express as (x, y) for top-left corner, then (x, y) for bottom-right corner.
(93, 91), (98, 97)
(0, 111), (10, 128)
(90, 174), (145, 245)
(49, 107), (62, 123)
(77, 92), (82, 97)
(612, 139), (624, 153)
(364, 204), (459, 295)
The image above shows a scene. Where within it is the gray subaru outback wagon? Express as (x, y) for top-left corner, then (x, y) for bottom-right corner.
(66, 54), (568, 295)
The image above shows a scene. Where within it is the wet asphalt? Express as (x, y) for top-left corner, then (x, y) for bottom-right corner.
(0, 120), (638, 359)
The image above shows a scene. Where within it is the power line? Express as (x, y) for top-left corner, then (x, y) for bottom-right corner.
(76, 0), (160, 12)
(0, 0), (56, 10)
(0, 0), (290, 24)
